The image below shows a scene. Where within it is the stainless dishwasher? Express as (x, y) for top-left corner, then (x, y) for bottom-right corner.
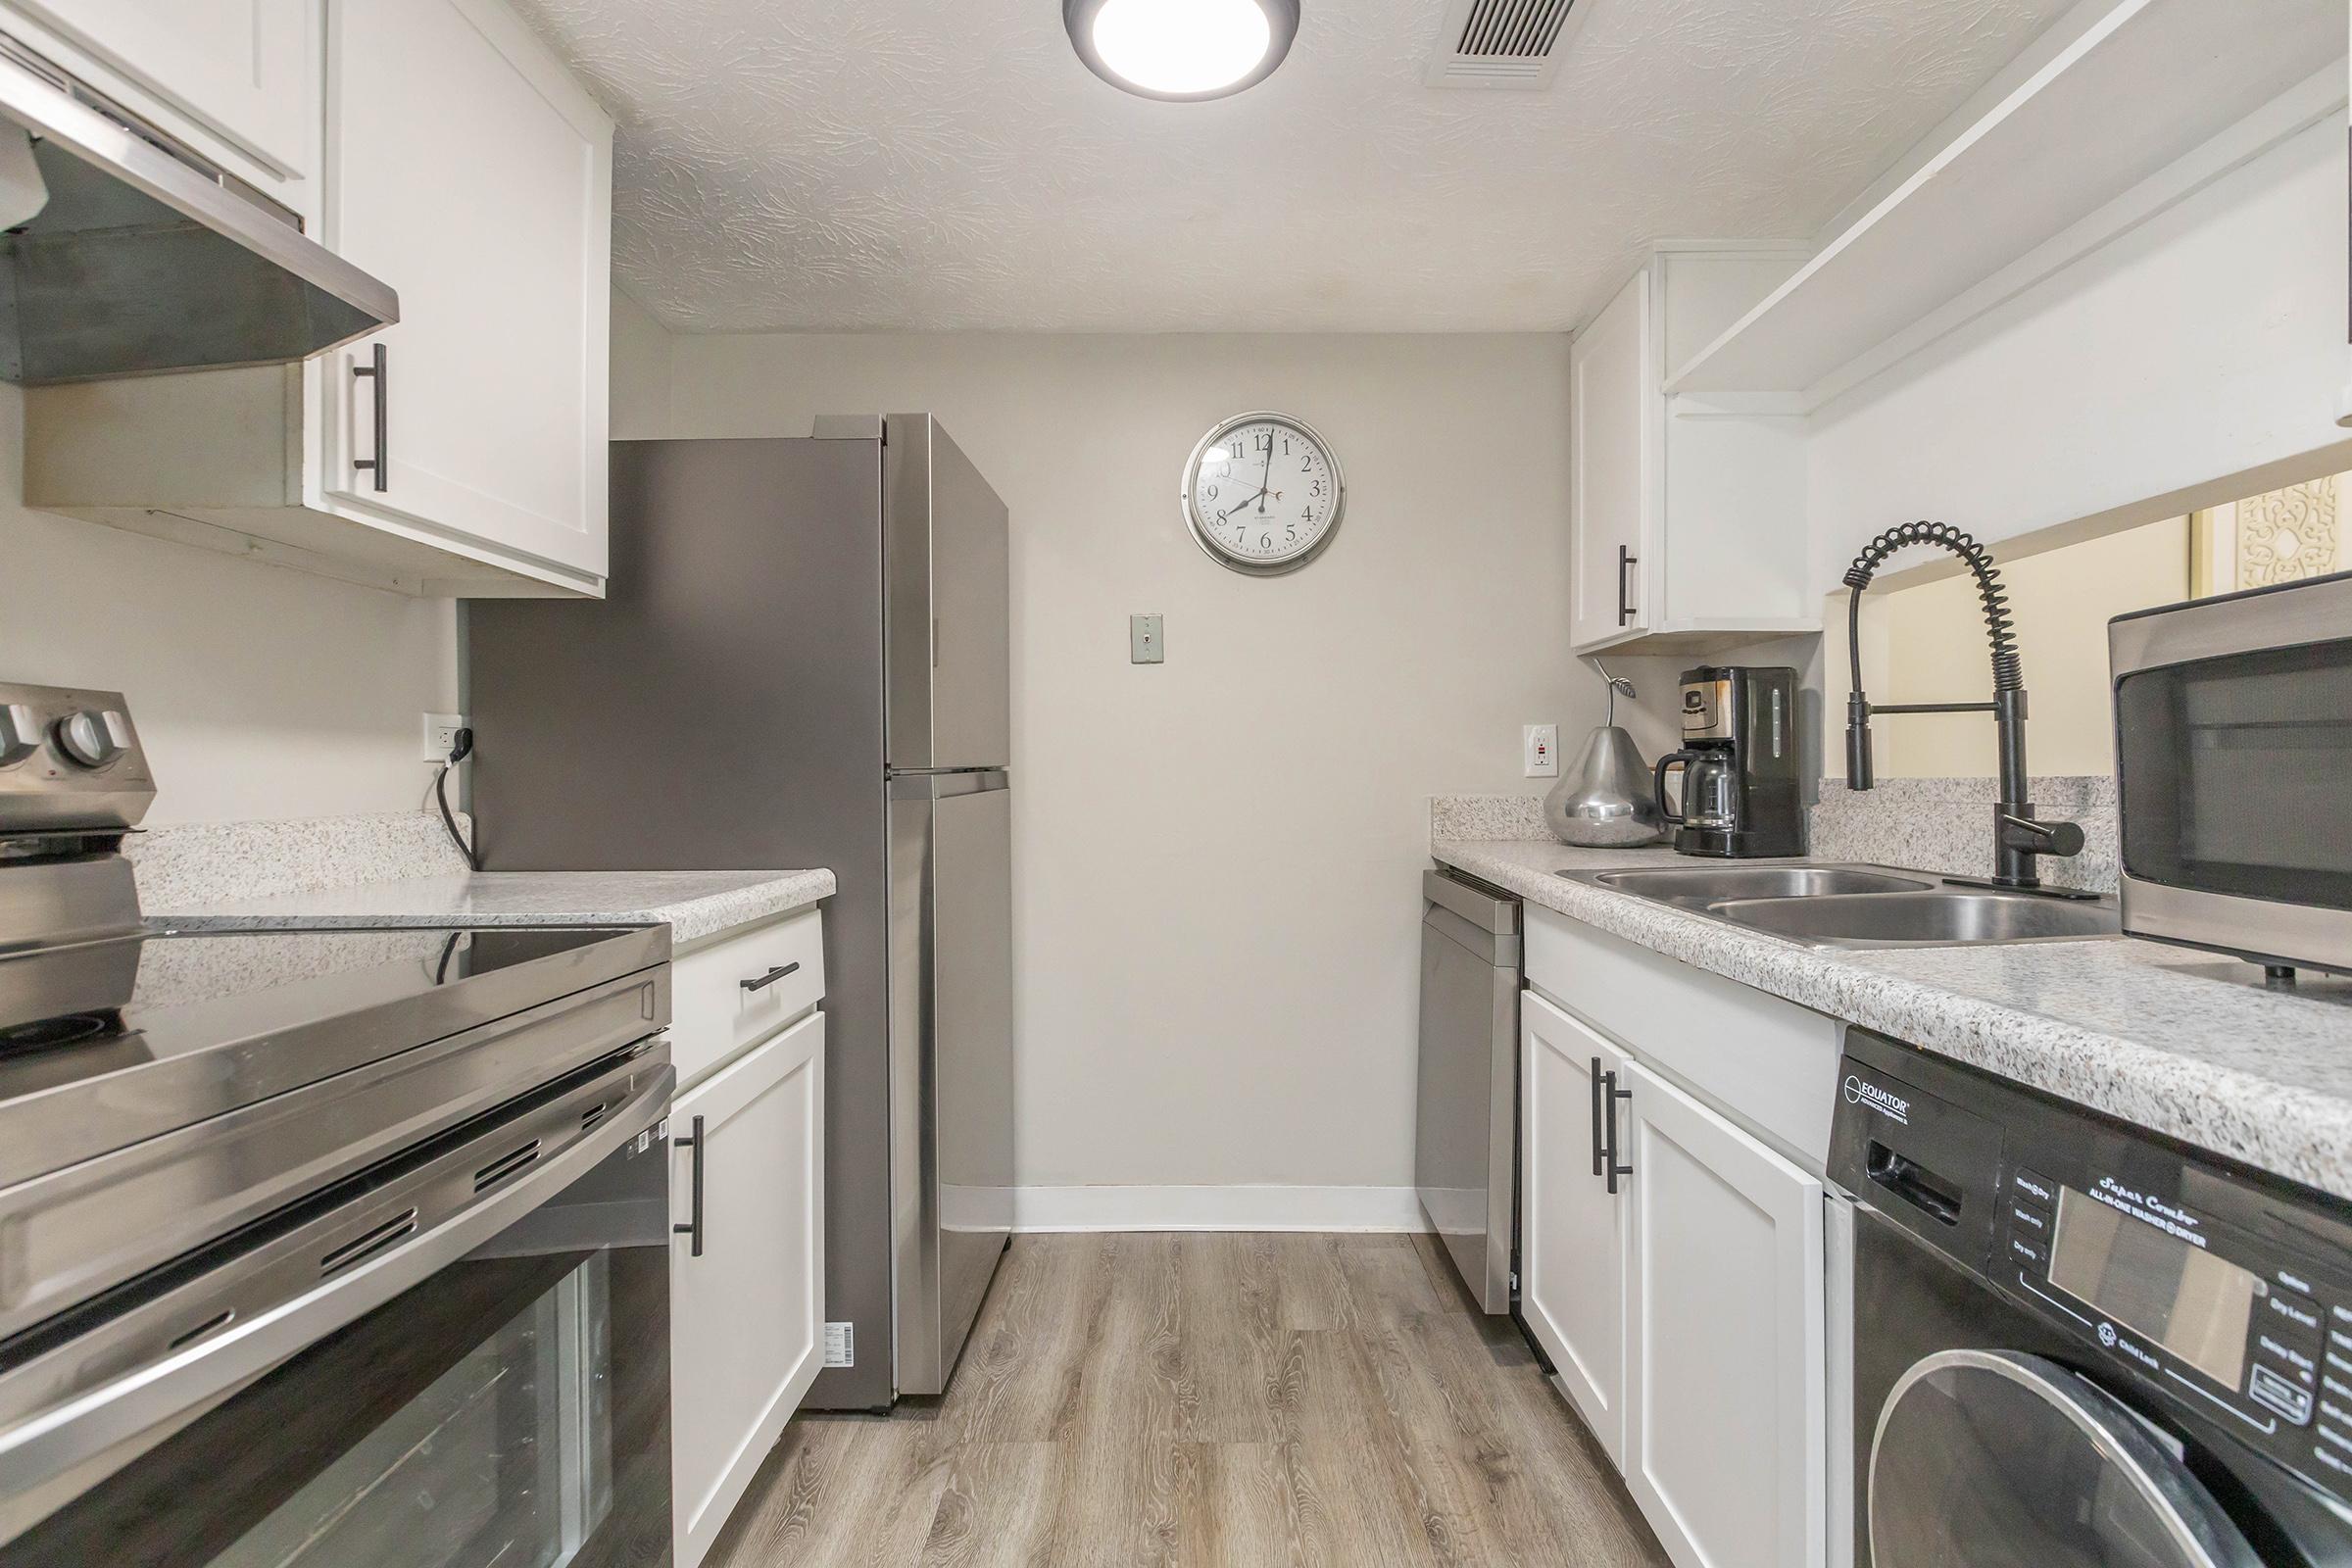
(1414, 866), (1523, 1314)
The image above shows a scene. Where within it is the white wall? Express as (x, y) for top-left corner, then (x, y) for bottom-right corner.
(625, 327), (1601, 1202)
(1809, 114), (2352, 589)
(0, 383), (459, 825)
(1823, 515), (2189, 780)
(610, 290), (674, 438)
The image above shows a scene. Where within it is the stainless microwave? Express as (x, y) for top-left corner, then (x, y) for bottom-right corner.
(2110, 570), (2352, 978)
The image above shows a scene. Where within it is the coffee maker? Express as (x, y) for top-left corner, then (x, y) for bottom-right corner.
(1654, 665), (1803, 858)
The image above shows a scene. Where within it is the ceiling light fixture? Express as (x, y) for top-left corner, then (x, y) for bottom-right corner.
(1064, 0), (1300, 101)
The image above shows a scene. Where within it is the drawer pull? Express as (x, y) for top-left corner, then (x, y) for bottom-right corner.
(674, 1115), (706, 1257)
(741, 961), (801, 994)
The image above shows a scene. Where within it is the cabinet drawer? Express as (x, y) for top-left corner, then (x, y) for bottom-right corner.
(670, 907), (824, 1086)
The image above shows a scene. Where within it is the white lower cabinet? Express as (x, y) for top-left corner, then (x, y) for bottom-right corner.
(1520, 989), (1630, 1463)
(1620, 1059), (1825, 1568)
(1521, 969), (1828, 1568)
(670, 1009), (825, 1568)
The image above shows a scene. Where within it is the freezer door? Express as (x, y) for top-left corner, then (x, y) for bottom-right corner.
(883, 415), (1010, 770)
(889, 772), (1014, 1396)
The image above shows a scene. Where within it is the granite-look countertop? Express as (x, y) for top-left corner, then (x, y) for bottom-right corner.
(150, 868), (835, 948)
(1434, 838), (2352, 1202)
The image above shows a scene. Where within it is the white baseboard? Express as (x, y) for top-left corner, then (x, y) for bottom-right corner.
(1011, 1185), (1430, 1234)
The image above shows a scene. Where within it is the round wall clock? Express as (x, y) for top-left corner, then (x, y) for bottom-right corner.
(1180, 412), (1347, 576)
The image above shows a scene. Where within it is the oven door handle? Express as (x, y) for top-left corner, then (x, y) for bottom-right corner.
(0, 1056), (673, 1534)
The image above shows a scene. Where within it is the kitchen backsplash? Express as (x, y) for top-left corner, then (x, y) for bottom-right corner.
(1807, 776), (2118, 893)
(1432, 776), (2119, 894)
(128, 810), (471, 912)
(1429, 795), (1551, 843)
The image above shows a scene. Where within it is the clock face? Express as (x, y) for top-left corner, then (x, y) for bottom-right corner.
(1181, 413), (1345, 575)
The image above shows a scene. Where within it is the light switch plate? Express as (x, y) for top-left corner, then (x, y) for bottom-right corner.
(421, 712), (467, 762)
(1524, 723), (1559, 778)
(1130, 612), (1164, 664)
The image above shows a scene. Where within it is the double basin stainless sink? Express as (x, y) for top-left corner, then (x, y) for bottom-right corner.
(1559, 862), (2121, 950)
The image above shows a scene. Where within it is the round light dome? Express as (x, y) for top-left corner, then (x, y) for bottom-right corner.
(1063, 0), (1300, 101)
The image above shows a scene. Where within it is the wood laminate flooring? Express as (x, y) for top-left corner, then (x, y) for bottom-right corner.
(707, 1232), (1672, 1567)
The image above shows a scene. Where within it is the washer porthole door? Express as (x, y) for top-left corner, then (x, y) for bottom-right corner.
(1869, 1349), (2262, 1568)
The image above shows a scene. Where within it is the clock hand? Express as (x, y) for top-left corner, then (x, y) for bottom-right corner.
(1220, 485), (1266, 520)
(1258, 434), (1276, 511)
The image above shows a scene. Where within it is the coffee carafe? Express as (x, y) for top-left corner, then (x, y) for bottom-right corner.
(1653, 665), (1804, 858)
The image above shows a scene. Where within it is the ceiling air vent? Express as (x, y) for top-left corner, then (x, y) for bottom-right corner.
(1425, 0), (1588, 90)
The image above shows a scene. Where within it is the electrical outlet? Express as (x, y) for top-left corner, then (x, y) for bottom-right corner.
(1524, 723), (1559, 778)
(421, 712), (467, 762)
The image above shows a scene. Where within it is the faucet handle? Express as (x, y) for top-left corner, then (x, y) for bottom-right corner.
(1998, 811), (2084, 858)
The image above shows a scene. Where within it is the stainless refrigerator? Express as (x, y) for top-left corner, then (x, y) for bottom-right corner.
(467, 415), (1013, 1410)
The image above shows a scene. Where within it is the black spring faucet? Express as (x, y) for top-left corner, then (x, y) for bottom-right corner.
(1842, 521), (2083, 891)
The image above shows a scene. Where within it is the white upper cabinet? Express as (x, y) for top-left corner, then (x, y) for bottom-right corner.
(1567, 251), (1814, 658)
(21, 0), (614, 598)
(0, 0), (316, 187)
(319, 0), (610, 586)
(1568, 269), (1652, 650)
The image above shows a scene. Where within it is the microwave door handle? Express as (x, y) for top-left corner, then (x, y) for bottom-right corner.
(0, 1065), (671, 1518)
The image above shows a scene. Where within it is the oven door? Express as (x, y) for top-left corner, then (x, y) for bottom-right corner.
(0, 1044), (674, 1568)
(2111, 572), (2352, 973)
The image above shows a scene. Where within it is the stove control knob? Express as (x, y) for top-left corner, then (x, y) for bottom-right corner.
(53, 710), (125, 768)
(0, 705), (40, 767)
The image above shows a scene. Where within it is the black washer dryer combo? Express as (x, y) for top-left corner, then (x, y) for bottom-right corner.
(1832, 1027), (2352, 1567)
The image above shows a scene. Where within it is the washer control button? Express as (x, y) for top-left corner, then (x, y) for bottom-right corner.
(2268, 1290), (2327, 1343)
(2251, 1362), (2316, 1425)
(2010, 1167), (2058, 1207)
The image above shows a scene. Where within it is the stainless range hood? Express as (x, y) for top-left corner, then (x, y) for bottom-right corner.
(0, 32), (396, 384)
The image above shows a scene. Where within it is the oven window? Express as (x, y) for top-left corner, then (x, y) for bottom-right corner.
(1, 1134), (671, 1568)
(215, 1253), (612, 1568)
(2117, 639), (2352, 909)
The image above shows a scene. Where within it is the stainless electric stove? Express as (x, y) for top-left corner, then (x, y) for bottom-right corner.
(0, 681), (680, 1567)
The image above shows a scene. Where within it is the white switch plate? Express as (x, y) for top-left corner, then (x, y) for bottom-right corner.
(421, 712), (467, 762)
(1524, 723), (1559, 778)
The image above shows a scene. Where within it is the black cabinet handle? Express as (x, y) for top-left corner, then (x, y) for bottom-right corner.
(741, 960), (801, 993)
(1590, 1055), (1605, 1178)
(673, 1114), (706, 1257)
(1616, 544), (1638, 626)
(1601, 1071), (1634, 1195)
(352, 343), (388, 492)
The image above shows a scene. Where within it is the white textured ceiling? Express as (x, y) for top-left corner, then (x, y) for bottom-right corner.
(513, 0), (2074, 333)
